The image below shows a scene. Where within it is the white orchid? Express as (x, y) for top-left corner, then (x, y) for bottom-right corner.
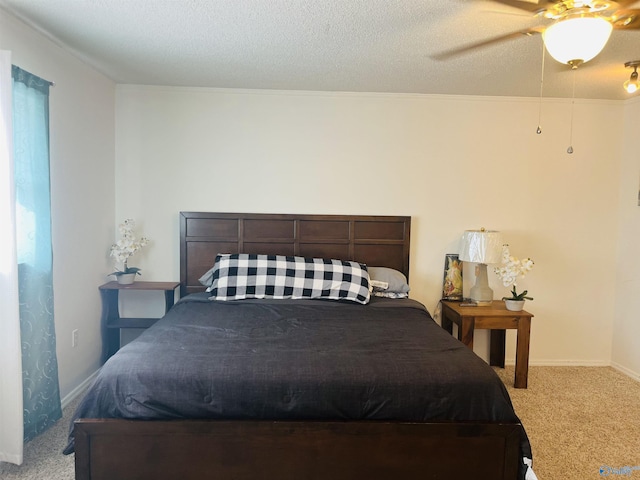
(494, 244), (534, 301)
(109, 219), (149, 276)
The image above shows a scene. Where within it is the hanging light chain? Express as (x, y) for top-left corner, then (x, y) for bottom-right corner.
(537, 39), (546, 135)
(567, 67), (576, 154)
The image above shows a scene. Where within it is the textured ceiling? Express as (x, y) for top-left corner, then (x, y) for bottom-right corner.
(1, 0), (639, 100)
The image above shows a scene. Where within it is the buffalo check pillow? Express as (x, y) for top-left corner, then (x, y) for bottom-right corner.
(207, 253), (371, 304)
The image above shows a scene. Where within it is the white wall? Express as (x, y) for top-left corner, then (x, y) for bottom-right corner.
(612, 97), (640, 380)
(115, 85), (624, 367)
(1, 9), (116, 400)
(4, 6), (635, 393)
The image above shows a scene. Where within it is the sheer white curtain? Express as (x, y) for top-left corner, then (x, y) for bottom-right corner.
(0, 50), (24, 465)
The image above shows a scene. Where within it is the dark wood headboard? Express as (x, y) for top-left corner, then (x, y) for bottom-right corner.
(179, 212), (411, 297)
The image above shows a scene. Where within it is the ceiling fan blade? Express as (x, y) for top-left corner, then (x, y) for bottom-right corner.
(431, 28), (543, 60)
(490, 0), (556, 14)
(611, 9), (640, 29)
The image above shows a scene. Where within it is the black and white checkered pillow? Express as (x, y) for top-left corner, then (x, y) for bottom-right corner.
(208, 254), (371, 304)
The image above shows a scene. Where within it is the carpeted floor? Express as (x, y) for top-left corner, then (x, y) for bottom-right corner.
(495, 366), (640, 480)
(0, 391), (82, 480)
(1, 366), (639, 479)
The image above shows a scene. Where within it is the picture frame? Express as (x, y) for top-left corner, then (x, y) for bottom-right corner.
(442, 253), (463, 301)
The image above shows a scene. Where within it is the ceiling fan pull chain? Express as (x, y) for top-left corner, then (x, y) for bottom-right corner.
(567, 67), (577, 155)
(536, 39), (546, 135)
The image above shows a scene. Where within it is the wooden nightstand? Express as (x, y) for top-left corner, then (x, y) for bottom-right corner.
(99, 281), (180, 362)
(440, 300), (534, 388)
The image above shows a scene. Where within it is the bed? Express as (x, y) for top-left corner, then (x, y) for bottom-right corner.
(66, 212), (532, 480)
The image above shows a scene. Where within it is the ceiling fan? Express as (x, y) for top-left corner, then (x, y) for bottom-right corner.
(434, 1), (640, 67)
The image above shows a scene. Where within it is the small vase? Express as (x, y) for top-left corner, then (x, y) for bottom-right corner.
(116, 273), (136, 285)
(505, 299), (525, 311)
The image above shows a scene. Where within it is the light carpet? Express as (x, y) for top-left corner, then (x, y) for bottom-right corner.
(0, 392), (79, 480)
(495, 366), (640, 480)
(1, 366), (639, 479)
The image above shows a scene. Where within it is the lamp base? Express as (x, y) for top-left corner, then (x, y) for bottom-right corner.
(471, 299), (493, 307)
(468, 263), (494, 306)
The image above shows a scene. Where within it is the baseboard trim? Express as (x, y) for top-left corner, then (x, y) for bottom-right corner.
(504, 359), (610, 367)
(60, 369), (99, 409)
(501, 360), (640, 383)
(610, 362), (640, 383)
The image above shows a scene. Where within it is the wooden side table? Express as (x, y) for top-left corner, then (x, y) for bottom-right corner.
(99, 281), (180, 363)
(440, 300), (534, 388)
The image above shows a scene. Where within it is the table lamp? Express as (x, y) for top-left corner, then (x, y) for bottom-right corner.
(459, 228), (502, 306)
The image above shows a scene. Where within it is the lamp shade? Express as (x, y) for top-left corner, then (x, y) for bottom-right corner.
(543, 16), (612, 65)
(459, 229), (502, 264)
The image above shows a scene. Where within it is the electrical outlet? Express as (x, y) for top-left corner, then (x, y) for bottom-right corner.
(72, 329), (79, 348)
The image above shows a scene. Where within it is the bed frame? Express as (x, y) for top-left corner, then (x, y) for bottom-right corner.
(74, 212), (522, 480)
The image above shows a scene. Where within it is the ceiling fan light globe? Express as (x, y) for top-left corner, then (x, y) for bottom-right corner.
(543, 16), (613, 66)
(624, 69), (639, 93)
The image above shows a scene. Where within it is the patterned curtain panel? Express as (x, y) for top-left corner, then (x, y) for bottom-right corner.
(11, 65), (61, 442)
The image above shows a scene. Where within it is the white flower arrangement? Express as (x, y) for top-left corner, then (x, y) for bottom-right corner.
(493, 244), (534, 301)
(109, 219), (149, 277)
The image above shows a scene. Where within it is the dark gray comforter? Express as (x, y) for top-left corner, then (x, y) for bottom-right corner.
(64, 294), (531, 474)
